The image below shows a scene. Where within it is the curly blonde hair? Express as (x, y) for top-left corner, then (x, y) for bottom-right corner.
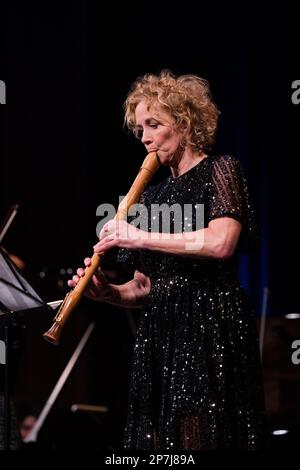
(124, 70), (219, 152)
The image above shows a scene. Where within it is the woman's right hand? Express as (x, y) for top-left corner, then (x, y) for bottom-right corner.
(67, 257), (113, 301)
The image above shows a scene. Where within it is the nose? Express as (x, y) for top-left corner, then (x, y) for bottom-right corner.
(141, 128), (153, 146)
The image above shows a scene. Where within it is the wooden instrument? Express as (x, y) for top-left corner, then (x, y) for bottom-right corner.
(43, 152), (160, 345)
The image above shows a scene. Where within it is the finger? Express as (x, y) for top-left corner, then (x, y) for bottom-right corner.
(91, 274), (103, 287)
(134, 270), (143, 282)
(95, 266), (106, 278)
(94, 268), (108, 285)
(84, 257), (91, 266)
(134, 270), (151, 289)
(94, 237), (115, 253)
(106, 220), (116, 231)
(77, 267), (85, 277)
(95, 242), (115, 253)
(144, 275), (151, 290)
(68, 280), (75, 287)
(93, 243), (105, 253)
(99, 229), (105, 241)
(72, 274), (80, 283)
(99, 224), (110, 240)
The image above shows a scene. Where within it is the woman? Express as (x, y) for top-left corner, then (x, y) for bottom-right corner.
(69, 70), (265, 450)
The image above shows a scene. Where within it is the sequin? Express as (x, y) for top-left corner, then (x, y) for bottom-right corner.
(119, 155), (265, 450)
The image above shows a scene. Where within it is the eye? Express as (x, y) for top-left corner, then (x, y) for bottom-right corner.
(134, 121), (159, 139)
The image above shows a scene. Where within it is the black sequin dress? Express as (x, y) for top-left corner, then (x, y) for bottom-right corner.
(119, 155), (265, 450)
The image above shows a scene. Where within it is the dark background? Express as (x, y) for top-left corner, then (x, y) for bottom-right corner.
(1, 1), (300, 450)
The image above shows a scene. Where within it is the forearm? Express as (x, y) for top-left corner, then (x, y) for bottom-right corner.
(139, 226), (235, 259)
(93, 218), (241, 262)
(94, 279), (146, 308)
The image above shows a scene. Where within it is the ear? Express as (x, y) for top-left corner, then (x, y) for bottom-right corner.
(178, 122), (189, 141)
(178, 119), (188, 134)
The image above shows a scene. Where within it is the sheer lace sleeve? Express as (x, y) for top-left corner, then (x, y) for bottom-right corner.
(207, 155), (258, 250)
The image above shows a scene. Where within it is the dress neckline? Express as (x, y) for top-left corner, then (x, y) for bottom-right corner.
(170, 155), (209, 181)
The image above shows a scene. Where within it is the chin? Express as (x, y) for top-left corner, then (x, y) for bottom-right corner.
(157, 156), (167, 165)
(157, 153), (172, 166)
(158, 158), (171, 167)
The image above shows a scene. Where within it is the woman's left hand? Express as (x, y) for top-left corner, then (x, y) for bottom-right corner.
(94, 220), (145, 253)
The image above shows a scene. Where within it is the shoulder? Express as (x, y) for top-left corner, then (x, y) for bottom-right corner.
(209, 154), (244, 177)
(210, 154), (241, 167)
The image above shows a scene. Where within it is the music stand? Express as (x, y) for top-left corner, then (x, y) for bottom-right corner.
(0, 247), (50, 450)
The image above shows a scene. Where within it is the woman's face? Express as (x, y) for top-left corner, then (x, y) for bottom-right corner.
(134, 100), (184, 165)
